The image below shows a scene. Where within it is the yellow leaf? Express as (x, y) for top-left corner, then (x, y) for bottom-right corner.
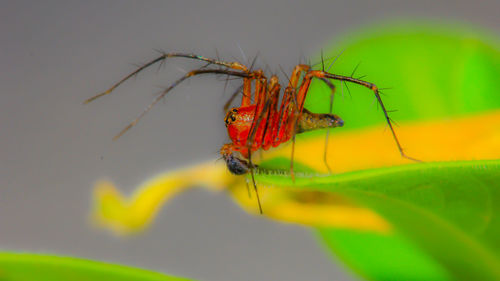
(90, 110), (500, 235)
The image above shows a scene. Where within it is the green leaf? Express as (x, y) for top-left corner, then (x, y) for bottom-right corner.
(256, 23), (500, 281)
(0, 252), (194, 281)
(306, 23), (500, 131)
(317, 229), (451, 281)
(255, 160), (500, 280)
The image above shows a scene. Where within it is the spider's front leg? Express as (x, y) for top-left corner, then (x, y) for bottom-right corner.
(220, 142), (263, 214)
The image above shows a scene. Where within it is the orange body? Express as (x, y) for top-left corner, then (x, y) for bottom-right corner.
(225, 104), (293, 157)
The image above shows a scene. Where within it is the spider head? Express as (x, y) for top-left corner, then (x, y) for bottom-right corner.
(224, 105), (257, 147)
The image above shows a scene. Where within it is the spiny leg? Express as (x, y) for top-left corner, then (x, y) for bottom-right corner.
(247, 101), (273, 214)
(285, 65), (338, 179)
(284, 65), (327, 181)
(228, 75), (270, 205)
(85, 52), (250, 104)
(223, 85), (244, 112)
(318, 71), (420, 162)
(245, 181), (252, 198)
(290, 134), (297, 181)
(224, 73), (268, 211)
(222, 53), (259, 110)
(288, 93), (298, 182)
(112, 68), (250, 140)
(259, 77), (281, 151)
(247, 156), (262, 214)
(245, 80), (274, 214)
(271, 85), (300, 181)
(224, 72), (260, 113)
(279, 70), (342, 178)
(281, 65), (312, 180)
(255, 80), (281, 162)
(288, 76), (331, 179)
(254, 71), (267, 114)
(319, 78), (336, 173)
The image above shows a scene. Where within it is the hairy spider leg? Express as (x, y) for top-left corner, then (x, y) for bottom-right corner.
(226, 74), (281, 213)
(278, 65), (345, 178)
(245, 82), (277, 214)
(319, 78), (336, 173)
(223, 85), (244, 112)
(260, 77), (281, 151)
(277, 64), (341, 180)
(308, 70), (419, 162)
(112, 69), (252, 140)
(84, 52), (250, 104)
(278, 64), (312, 180)
(220, 71), (274, 213)
(270, 66), (342, 177)
(247, 73), (277, 214)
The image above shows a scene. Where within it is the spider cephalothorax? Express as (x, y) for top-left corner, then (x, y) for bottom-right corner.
(221, 107), (344, 175)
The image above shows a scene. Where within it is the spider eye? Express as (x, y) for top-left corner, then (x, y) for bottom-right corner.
(224, 110), (237, 126)
(232, 108), (238, 113)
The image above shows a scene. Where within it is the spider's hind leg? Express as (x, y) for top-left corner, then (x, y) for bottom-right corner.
(320, 71), (420, 162)
(320, 78), (336, 173)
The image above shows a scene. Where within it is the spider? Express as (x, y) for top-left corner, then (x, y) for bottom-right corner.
(86, 52), (416, 214)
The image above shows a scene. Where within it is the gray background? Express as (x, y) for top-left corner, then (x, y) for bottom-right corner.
(1, 1), (498, 281)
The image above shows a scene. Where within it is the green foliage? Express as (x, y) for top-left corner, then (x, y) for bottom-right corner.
(306, 23), (500, 131)
(258, 23), (500, 280)
(0, 252), (194, 281)
(255, 160), (500, 280)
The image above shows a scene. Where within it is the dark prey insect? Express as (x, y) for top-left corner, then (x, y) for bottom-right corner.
(85, 52), (416, 214)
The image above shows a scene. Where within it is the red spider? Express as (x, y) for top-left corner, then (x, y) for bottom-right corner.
(86, 52), (416, 213)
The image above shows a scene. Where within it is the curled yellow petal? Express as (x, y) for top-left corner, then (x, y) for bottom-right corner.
(90, 110), (500, 236)
(91, 169), (392, 235)
(229, 185), (392, 233)
(91, 162), (237, 235)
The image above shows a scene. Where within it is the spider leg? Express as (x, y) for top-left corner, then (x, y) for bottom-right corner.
(112, 68), (250, 140)
(284, 69), (343, 177)
(245, 181), (252, 199)
(247, 159), (262, 214)
(289, 134), (297, 181)
(260, 77), (281, 151)
(85, 52), (250, 104)
(247, 98), (274, 214)
(270, 85), (300, 181)
(245, 77), (274, 214)
(228, 70), (263, 112)
(319, 78), (336, 173)
(281, 65), (312, 180)
(254, 70), (267, 114)
(223, 85), (244, 112)
(241, 77), (253, 106)
(318, 71), (420, 162)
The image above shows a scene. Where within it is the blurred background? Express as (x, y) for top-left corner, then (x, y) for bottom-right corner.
(1, 1), (499, 281)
